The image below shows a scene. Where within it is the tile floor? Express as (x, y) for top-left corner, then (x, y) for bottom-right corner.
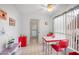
(19, 39), (44, 55)
(20, 44), (43, 55)
(18, 39), (71, 55)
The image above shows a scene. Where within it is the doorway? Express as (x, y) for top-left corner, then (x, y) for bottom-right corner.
(30, 19), (39, 44)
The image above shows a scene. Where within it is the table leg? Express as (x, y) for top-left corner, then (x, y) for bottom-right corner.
(51, 47), (52, 54)
(46, 42), (47, 55)
(47, 43), (49, 55)
(64, 48), (66, 55)
(43, 39), (44, 54)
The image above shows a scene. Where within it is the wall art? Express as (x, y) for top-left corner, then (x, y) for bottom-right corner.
(0, 10), (7, 20)
(9, 17), (16, 26)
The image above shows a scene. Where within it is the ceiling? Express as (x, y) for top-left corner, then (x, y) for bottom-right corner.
(15, 4), (78, 17)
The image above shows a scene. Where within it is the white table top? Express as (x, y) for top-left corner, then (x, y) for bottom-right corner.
(43, 36), (67, 41)
(43, 36), (54, 41)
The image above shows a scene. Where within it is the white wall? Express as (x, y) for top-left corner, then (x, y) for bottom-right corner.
(21, 14), (52, 44)
(0, 4), (21, 52)
(39, 16), (52, 43)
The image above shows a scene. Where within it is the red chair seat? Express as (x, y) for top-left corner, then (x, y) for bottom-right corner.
(51, 44), (63, 52)
(69, 52), (79, 55)
(51, 39), (69, 55)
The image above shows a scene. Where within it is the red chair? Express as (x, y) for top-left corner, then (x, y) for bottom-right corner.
(51, 39), (69, 55)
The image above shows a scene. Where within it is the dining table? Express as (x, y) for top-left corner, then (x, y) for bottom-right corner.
(42, 36), (66, 55)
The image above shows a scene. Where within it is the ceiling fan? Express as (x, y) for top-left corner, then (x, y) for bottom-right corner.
(40, 4), (55, 12)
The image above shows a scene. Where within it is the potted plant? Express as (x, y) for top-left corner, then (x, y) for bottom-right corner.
(47, 32), (55, 37)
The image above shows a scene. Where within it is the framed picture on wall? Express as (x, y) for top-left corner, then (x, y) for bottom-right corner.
(9, 17), (16, 26)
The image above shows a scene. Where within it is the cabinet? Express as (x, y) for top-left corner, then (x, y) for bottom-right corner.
(18, 36), (27, 47)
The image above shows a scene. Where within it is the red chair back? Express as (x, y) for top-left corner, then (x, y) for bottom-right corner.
(59, 39), (69, 48)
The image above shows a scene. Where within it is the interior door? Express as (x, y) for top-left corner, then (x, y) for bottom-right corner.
(30, 19), (39, 43)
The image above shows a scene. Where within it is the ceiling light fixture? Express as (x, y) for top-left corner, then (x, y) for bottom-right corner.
(48, 4), (54, 12)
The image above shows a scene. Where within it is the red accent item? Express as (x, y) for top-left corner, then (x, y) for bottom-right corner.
(47, 33), (55, 37)
(18, 36), (27, 47)
(69, 52), (79, 55)
(51, 39), (69, 54)
(51, 44), (62, 51)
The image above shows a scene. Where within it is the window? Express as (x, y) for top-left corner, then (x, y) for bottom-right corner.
(53, 6), (79, 51)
